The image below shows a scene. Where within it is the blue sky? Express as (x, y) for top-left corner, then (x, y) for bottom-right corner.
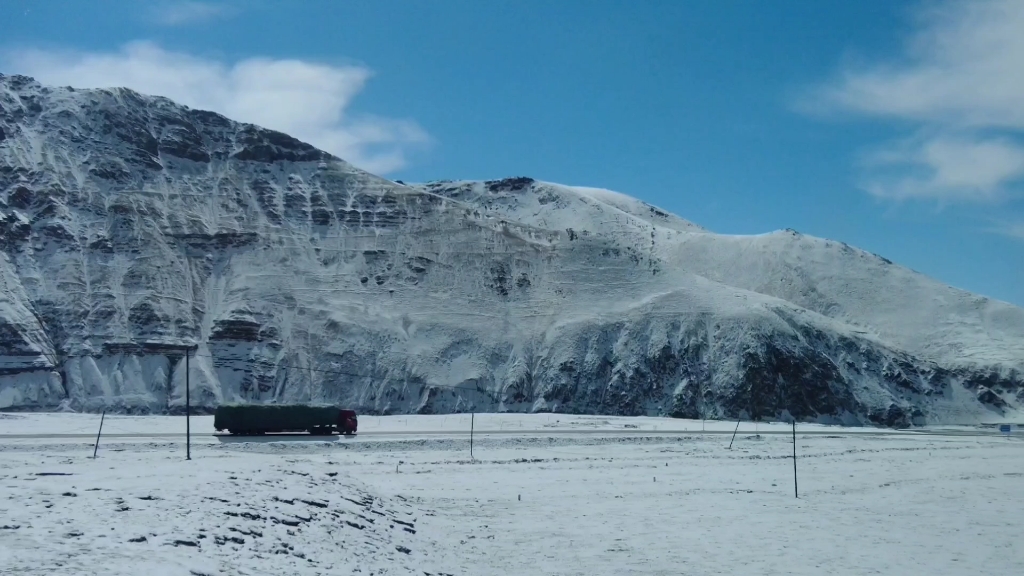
(3, 0), (1022, 305)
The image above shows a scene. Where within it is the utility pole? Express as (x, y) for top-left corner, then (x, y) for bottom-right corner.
(92, 410), (106, 459)
(307, 331), (315, 402)
(186, 348), (191, 461)
(728, 416), (741, 449)
(792, 419), (798, 498)
(308, 359), (315, 400)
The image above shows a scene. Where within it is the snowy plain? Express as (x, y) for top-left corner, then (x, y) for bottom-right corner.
(2, 413), (1023, 575)
(0, 411), (928, 438)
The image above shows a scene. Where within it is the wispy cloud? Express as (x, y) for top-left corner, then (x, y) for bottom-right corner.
(2, 41), (430, 174)
(992, 220), (1024, 240)
(805, 0), (1024, 203)
(150, 1), (235, 26)
(858, 134), (1024, 202)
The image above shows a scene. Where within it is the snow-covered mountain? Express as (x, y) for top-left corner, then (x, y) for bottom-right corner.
(1, 73), (1021, 426)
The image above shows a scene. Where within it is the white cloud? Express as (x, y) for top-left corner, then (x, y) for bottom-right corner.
(859, 134), (1024, 202)
(993, 220), (1024, 240)
(2, 41), (430, 174)
(150, 1), (235, 26)
(808, 0), (1024, 202)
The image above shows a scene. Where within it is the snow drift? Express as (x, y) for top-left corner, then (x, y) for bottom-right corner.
(0, 73), (1021, 426)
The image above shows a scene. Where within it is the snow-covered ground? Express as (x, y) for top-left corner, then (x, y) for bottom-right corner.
(2, 413), (1023, 575)
(0, 411), (934, 439)
(0, 444), (451, 575)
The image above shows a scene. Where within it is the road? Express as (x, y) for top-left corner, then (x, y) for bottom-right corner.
(0, 427), (1012, 440)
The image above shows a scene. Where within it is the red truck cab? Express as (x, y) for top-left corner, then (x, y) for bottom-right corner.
(339, 409), (358, 435)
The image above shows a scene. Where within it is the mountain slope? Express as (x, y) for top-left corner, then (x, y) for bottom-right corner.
(1, 74), (1021, 425)
(415, 179), (1024, 371)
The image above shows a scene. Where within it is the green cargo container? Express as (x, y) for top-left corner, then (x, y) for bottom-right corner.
(214, 404), (358, 435)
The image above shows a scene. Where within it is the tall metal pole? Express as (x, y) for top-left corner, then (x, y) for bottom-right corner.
(92, 409), (106, 459)
(728, 416), (741, 449)
(792, 419), (798, 498)
(186, 349), (191, 461)
(307, 332), (315, 401)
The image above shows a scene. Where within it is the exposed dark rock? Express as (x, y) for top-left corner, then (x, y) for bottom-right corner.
(232, 125), (328, 163)
(210, 315), (277, 343)
(39, 222), (75, 242)
(488, 262), (511, 297)
(406, 256), (433, 274)
(649, 205), (669, 218)
(6, 185), (35, 209)
(0, 211), (32, 248)
(188, 109), (233, 129)
(100, 341), (196, 355)
(128, 302), (168, 336)
(977, 387), (1008, 410)
(88, 159), (134, 182)
(168, 231), (260, 251)
(158, 124), (211, 163)
(485, 177), (535, 193)
(736, 340), (851, 422)
(0, 318), (44, 358)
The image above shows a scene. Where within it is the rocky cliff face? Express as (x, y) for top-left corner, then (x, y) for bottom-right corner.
(1, 73), (1021, 426)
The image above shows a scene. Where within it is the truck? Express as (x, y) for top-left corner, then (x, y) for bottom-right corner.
(213, 404), (358, 436)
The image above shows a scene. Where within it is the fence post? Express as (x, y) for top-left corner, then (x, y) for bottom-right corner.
(470, 412), (475, 459)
